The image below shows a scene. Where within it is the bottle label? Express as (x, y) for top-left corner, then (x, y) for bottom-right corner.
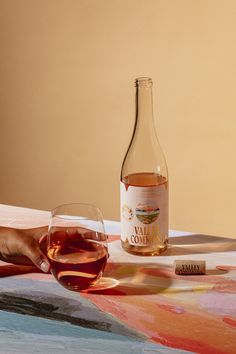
(120, 181), (168, 246)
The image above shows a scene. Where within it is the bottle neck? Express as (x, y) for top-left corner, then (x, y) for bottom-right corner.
(134, 80), (156, 138)
(121, 77), (168, 180)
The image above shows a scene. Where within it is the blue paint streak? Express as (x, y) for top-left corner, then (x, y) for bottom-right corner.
(0, 310), (132, 340)
(0, 311), (192, 354)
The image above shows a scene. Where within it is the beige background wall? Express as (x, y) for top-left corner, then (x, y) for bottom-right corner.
(0, 0), (236, 237)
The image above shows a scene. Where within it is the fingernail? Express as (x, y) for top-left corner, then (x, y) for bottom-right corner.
(40, 261), (50, 273)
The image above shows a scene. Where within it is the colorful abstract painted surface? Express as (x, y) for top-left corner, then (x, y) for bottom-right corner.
(0, 204), (236, 353)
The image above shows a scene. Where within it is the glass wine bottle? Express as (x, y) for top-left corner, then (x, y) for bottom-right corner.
(120, 77), (168, 256)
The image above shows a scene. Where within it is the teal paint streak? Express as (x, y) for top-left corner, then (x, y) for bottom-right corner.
(0, 311), (192, 354)
(0, 310), (133, 340)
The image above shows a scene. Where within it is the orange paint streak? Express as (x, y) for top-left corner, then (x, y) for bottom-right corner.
(82, 293), (236, 353)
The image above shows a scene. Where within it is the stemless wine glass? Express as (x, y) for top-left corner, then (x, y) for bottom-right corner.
(47, 203), (108, 292)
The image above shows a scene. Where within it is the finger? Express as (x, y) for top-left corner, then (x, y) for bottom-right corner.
(21, 239), (50, 273)
(39, 234), (47, 254)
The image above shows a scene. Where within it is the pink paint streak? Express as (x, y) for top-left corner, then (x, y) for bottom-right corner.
(223, 317), (236, 328)
(157, 304), (185, 314)
(217, 266), (236, 271)
(152, 333), (228, 354)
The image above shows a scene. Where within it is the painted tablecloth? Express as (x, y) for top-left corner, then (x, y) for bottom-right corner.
(0, 204), (236, 354)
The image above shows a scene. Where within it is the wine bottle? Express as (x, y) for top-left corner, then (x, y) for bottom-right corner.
(120, 77), (168, 256)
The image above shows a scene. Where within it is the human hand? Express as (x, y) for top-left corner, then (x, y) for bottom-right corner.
(0, 226), (50, 272)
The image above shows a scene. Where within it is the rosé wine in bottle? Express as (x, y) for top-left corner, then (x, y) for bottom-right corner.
(120, 77), (168, 256)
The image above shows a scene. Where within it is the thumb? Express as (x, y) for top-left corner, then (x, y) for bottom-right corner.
(22, 239), (50, 273)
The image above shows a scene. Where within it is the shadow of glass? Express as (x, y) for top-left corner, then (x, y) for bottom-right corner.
(162, 234), (236, 256)
(85, 260), (231, 296)
(85, 261), (174, 295)
(86, 234), (236, 295)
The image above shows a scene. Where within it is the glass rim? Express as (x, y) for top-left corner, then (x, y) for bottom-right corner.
(50, 202), (104, 220)
(51, 202), (102, 212)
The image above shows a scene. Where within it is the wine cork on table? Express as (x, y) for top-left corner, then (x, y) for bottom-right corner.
(174, 260), (206, 275)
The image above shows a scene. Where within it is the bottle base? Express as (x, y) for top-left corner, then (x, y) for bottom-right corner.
(121, 240), (168, 256)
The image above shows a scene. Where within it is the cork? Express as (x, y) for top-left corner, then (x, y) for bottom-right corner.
(174, 260), (206, 275)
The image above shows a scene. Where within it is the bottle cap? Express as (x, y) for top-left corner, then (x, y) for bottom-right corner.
(135, 77), (153, 87)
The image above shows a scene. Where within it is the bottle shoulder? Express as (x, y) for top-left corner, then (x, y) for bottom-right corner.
(121, 136), (168, 180)
(121, 172), (168, 186)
